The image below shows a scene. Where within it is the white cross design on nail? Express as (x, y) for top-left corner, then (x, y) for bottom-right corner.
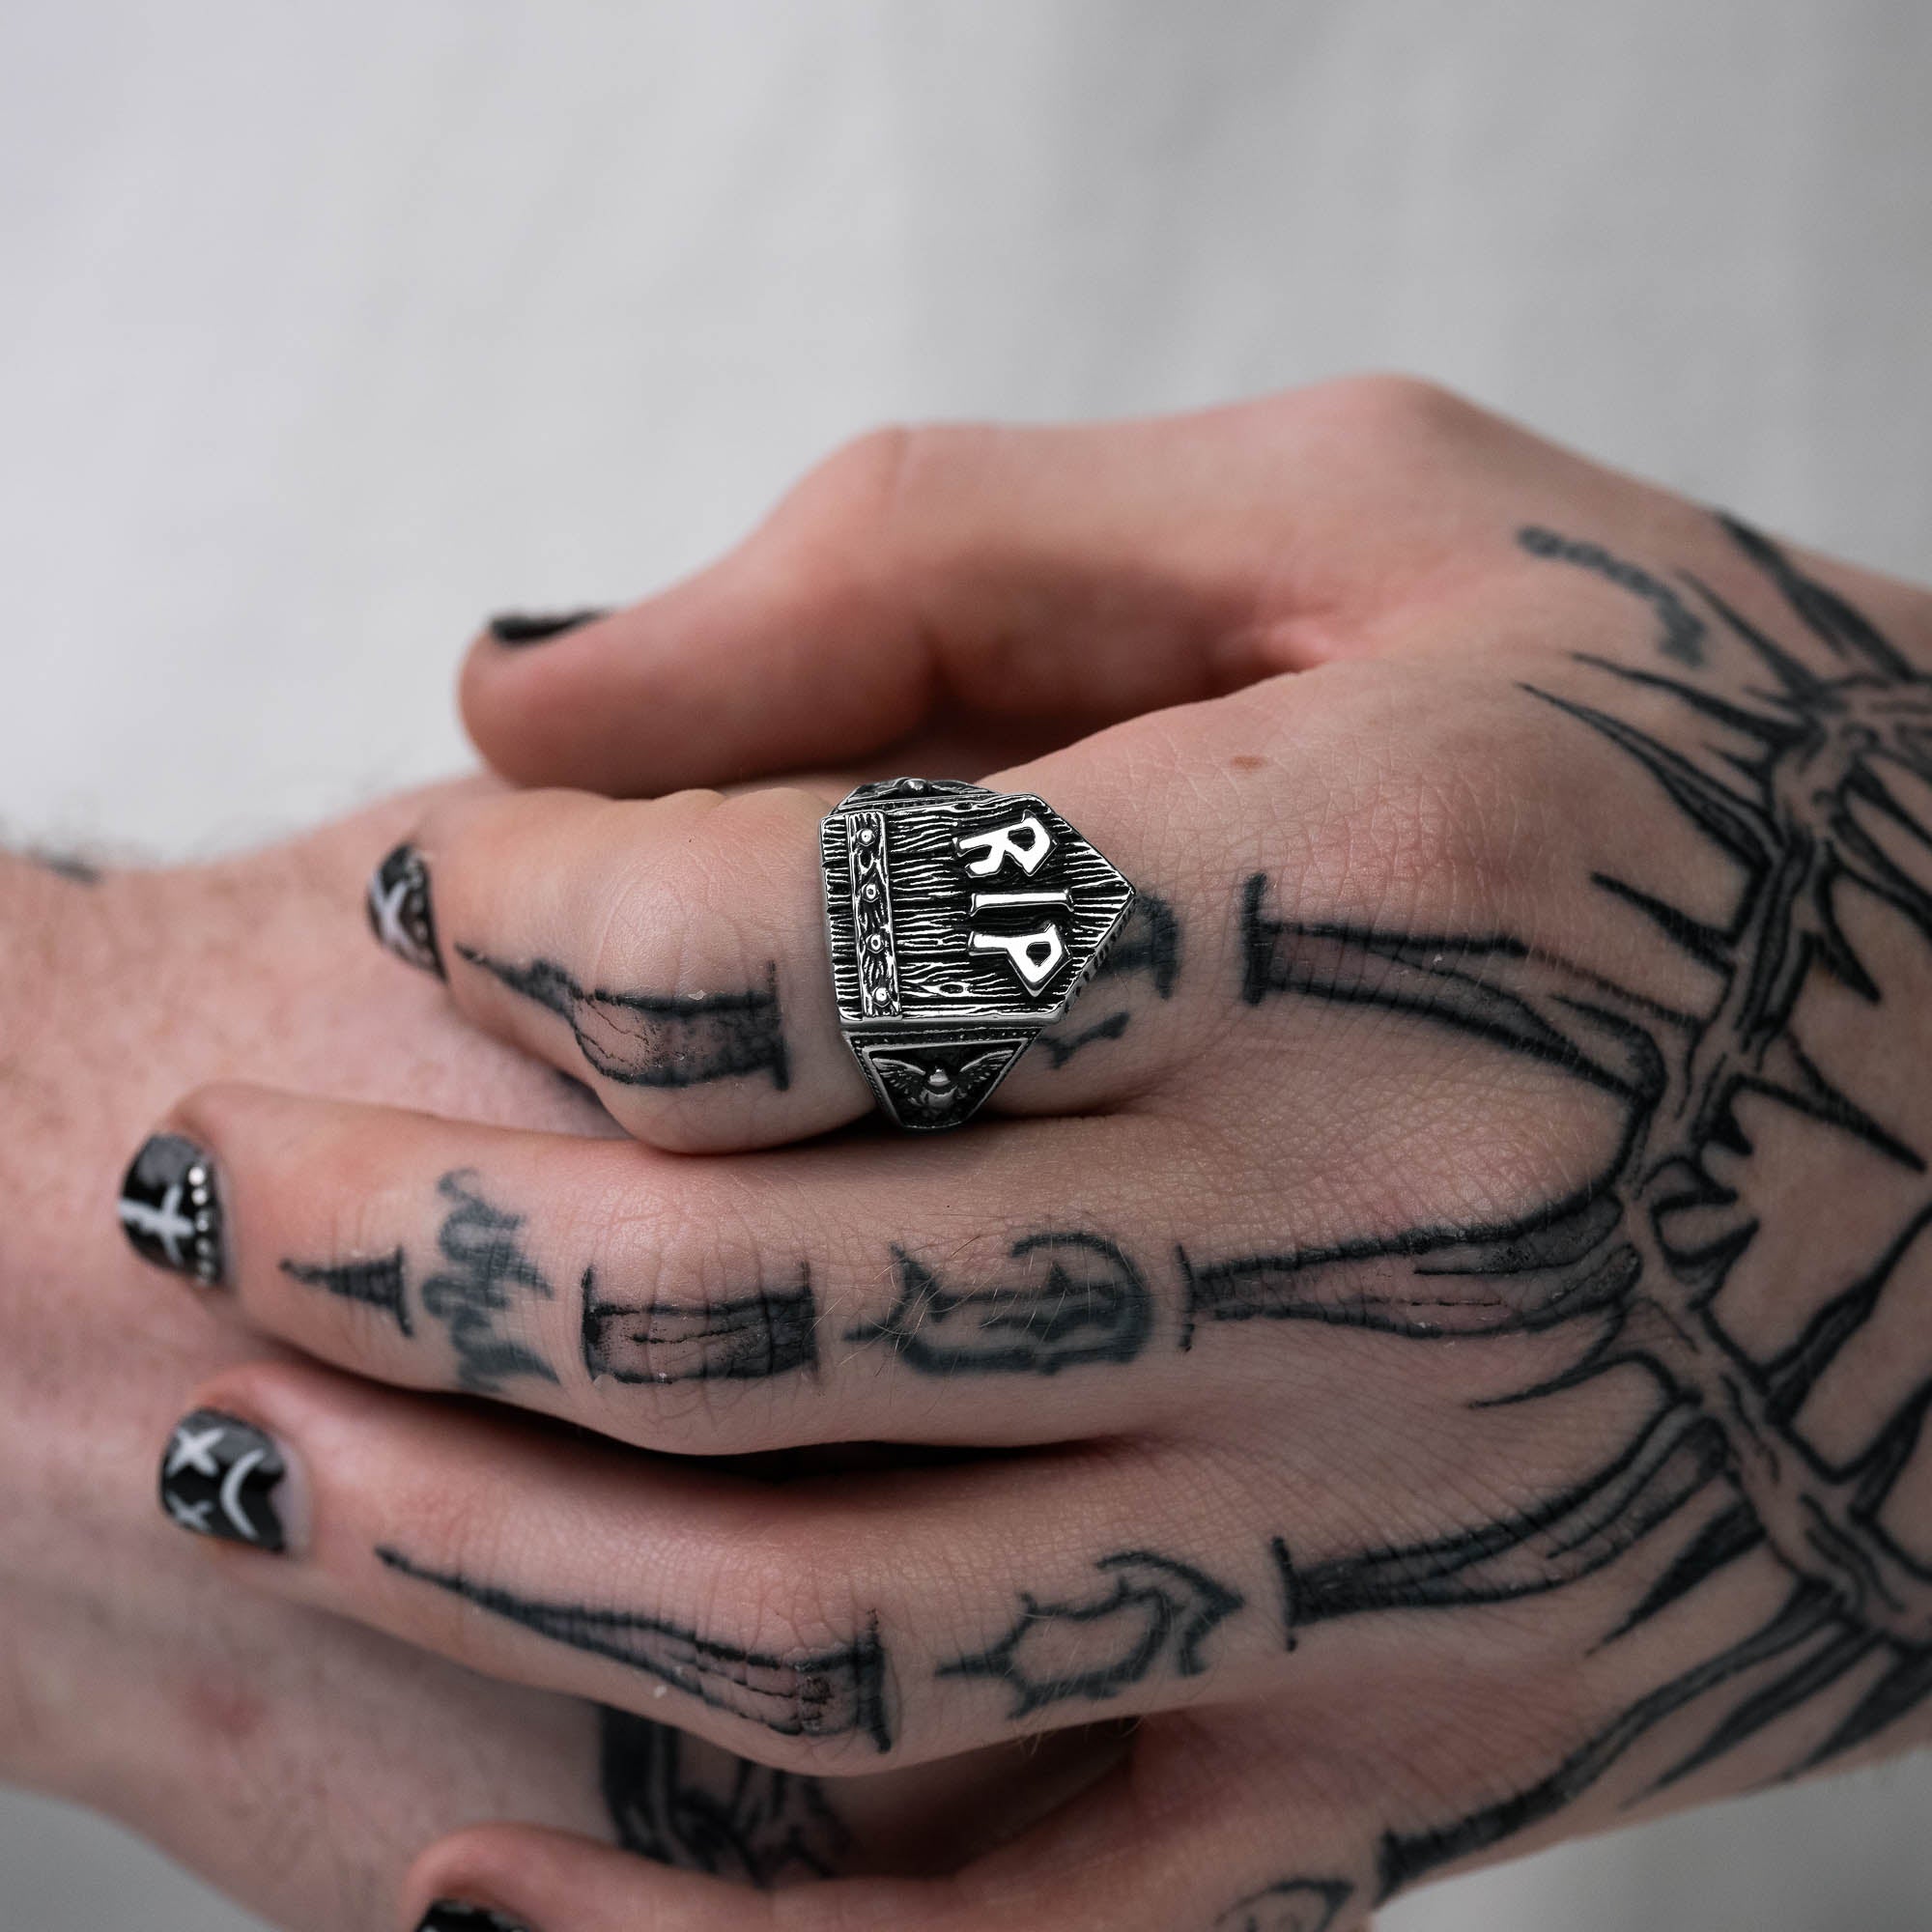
(119, 1179), (196, 1268)
(166, 1494), (214, 1533)
(165, 1421), (226, 1479)
(369, 868), (433, 970)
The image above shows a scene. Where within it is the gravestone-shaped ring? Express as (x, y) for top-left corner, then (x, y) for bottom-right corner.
(819, 778), (1138, 1130)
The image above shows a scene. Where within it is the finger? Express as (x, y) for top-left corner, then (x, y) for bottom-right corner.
(157, 1364), (1300, 1771)
(459, 380), (1521, 796)
(124, 1086), (1202, 1453)
(135, 842), (1631, 1453)
(364, 772), (1179, 1152)
(403, 1737), (1376, 1931)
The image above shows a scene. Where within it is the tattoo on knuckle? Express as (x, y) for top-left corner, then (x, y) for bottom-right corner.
(848, 1231), (1153, 1376)
(457, 948), (790, 1093)
(582, 1263), (819, 1385)
(939, 1548), (1245, 1719)
(376, 1546), (894, 1752)
(418, 1170), (558, 1392)
(1036, 890), (1183, 1069)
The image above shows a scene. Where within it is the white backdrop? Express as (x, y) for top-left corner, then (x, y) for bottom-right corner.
(2, 4), (1929, 1927)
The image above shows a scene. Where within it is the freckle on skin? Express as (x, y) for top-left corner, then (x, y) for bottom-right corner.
(1231, 755), (1266, 772)
(183, 1676), (266, 1747)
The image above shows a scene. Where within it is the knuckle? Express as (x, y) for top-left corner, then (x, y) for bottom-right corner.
(580, 1204), (812, 1449)
(1295, 371), (1488, 448)
(167, 1079), (265, 1152)
(589, 786), (813, 991)
(702, 1540), (887, 1774)
(1299, 672), (1573, 929)
(779, 422), (919, 545)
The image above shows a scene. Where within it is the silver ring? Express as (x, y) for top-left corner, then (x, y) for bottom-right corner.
(820, 778), (1137, 1130)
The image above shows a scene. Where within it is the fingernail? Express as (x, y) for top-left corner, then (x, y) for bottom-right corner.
(415, 1903), (534, 1932)
(367, 842), (444, 979)
(485, 607), (605, 647)
(119, 1134), (226, 1286)
(159, 1409), (287, 1551)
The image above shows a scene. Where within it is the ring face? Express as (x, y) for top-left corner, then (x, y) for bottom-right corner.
(821, 779), (1136, 1129)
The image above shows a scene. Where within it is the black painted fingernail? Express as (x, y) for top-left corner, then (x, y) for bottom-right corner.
(416, 1902), (534, 1932)
(119, 1134), (226, 1286)
(485, 607), (605, 646)
(367, 842), (444, 979)
(159, 1409), (287, 1551)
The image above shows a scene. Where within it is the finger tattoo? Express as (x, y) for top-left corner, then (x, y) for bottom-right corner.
(1037, 889), (1181, 1068)
(377, 1548), (893, 1750)
(419, 1171), (557, 1393)
(281, 1248), (412, 1336)
(581, 1264), (819, 1384)
(456, 950), (790, 1092)
(598, 1710), (849, 1884)
(938, 1549), (1244, 1719)
(848, 1231), (1153, 1376)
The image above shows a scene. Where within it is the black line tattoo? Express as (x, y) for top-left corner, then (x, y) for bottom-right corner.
(939, 1549), (1243, 1718)
(582, 1264), (818, 1383)
(280, 1248), (412, 1336)
(1037, 1009), (1130, 1069)
(598, 1708), (849, 1885)
(1037, 890), (1181, 1068)
(457, 948), (789, 1092)
(1210, 1879), (1356, 1932)
(377, 1547), (892, 1750)
(1519, 524), (1709, 665)
(418, 1171), (556, 1393)
(1274, 1407), (1728, 1633)
(848, 1232), (1152, 1376)
(1203, 516), (1932, 1917)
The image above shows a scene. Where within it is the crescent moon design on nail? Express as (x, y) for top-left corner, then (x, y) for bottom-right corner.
(219, 1446), (267, 1538)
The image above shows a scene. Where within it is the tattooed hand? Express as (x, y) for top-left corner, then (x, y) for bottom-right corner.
(0, 795), (1088, 1930)
(122, 383), (1932, 1931)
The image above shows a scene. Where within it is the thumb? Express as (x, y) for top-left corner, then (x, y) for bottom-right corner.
(460, 383), (1469, 796)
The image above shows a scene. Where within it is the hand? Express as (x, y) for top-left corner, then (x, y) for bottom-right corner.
(125, 382), (1932, 1930)
(0, 797), (1083, 1931)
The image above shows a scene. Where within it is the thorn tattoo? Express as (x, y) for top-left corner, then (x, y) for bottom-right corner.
(939, 1550), (1244, 1718)
(849, 1232), (1153, 1376)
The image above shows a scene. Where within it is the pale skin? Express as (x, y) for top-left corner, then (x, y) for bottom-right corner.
(0, 806), (1103, 1932)
(122, 380), (1932, 1930)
